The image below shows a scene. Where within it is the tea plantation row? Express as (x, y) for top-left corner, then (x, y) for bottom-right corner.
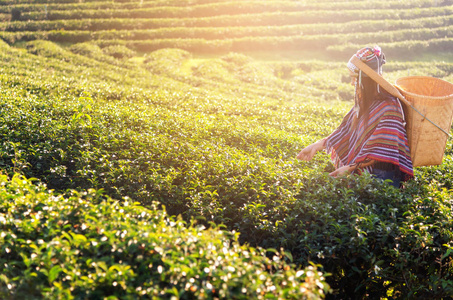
(6, 6), (453, 27)
(3, 33), (452, 59)
(3, 14), (450, 33)
(2, 24), (452, 51)
(0, 39), (452, 298)
(14, 4), (452, 21)
(0, 0), (437, 15)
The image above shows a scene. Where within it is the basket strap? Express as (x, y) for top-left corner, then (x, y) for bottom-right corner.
(350, 56), (450, 137)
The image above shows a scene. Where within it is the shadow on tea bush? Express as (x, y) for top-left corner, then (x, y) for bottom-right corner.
(235, 173), (453, 298)
(0, 174), (330, 299)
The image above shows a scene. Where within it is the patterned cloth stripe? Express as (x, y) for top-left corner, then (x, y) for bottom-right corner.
(325, 95), (414, 180)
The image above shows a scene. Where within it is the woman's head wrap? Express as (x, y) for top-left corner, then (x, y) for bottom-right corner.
(347, 45), (386, 75)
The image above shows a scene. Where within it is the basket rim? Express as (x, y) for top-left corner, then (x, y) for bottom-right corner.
(395, 76), (453, 101)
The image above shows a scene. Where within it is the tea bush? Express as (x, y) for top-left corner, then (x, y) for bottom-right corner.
(0, 174), (330, 299)
(229, 172), (453, 298)
(102, 45), (136, 60)
(143, 48), (192, 75)
(69, 42), (119, 65)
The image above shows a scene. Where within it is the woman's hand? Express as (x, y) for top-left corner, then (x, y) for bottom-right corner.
(329, 165), (354, 177)
(296, 139), (326, 161)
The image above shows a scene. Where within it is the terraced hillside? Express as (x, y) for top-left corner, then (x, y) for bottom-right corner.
(0, 0), (453, 299)
(0, 0), (452, 59)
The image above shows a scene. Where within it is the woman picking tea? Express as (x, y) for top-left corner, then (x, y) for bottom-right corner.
(297, 46), (414, 187)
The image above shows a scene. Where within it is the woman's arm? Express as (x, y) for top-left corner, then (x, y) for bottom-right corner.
(296, 138), (326, 161)
(329, 159), (375, 177)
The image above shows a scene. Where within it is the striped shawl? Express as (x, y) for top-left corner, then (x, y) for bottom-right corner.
(325, 96), (414, 180)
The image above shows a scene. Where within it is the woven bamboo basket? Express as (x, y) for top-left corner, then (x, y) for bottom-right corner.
(395, 76), (453, 167)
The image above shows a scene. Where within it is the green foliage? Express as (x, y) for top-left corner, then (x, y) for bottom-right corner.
(232, 173), (453, 298)
(221, 52), (253, 66)
(102, 45), (136, 60)
(69, 42), (117, 64)
(25, 39), (68, 59)
(143, 48), (192, 75)
(11, 8), (21, 21)
(0, 174), (329, 299)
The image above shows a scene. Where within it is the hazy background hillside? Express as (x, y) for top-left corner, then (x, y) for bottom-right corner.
(1, 0), (453, 61)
